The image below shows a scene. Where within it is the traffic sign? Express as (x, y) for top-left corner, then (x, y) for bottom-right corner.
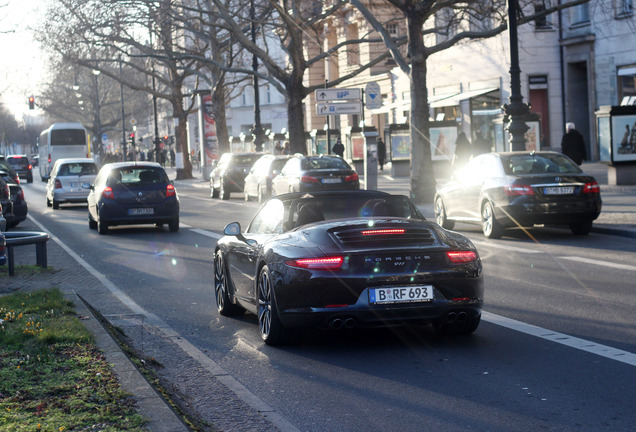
(365, 82), (383, 110)
(316, 102), (362, 115)
(315, 88), (362, 102)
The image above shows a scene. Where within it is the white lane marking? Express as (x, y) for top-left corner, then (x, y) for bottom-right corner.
(472, 240), (543, 254)
(26, 213), (300, 432)
(558, 256), (636, 272)
(190, 228), (223, 239)
(483, 311), (636, 367)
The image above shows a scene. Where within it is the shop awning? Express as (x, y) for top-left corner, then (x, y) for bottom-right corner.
(429, 87), (499, 108)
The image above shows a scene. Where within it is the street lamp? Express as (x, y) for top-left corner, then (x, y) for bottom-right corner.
(92, 69), (103, 159)
(503, 0), (530, 151)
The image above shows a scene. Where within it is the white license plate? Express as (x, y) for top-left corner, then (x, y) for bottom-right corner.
(128, 208), (154, 216)
(70, 182), (80, 188)
(369, 286), (434, 304)
(544, 186), (574, 195)
(322, 178), (342, 184)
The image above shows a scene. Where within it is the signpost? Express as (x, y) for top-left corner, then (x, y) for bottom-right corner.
(316, 102), (362, 115)
(315, 88), (362, 102)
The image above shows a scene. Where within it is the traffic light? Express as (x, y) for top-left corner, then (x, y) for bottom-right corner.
(28, 96), (35, 110)
(129, 133), (135, 147)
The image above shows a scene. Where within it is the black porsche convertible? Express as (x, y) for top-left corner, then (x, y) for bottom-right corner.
(214, 190), (484, 345)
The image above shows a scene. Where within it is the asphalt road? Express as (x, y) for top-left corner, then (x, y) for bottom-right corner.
(18, 180), (636, 432)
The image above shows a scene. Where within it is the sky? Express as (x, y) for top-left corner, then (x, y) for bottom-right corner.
(0, 0), (46, 120)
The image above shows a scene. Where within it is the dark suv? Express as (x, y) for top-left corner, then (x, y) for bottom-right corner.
(209, 152), (262, 200)
(6, 155), (33, 183)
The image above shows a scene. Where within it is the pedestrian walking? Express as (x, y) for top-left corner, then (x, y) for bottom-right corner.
(282, 141), (291, 155)
(561, 122), (586, 165)
(332, 138), (344, 157)
(377, 137), (386, 170)
(274, 141), (283, 155)
(452, 132), (472, 170)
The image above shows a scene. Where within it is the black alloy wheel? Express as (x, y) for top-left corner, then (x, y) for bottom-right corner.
(434, 196), (455, 230)
(88, 212), (97, 230)
(97, 213), (108, 235)
(257, 265), (298, 345)
(214, 251), (244, 316)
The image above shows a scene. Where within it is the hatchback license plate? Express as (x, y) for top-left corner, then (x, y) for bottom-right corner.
(128, 208), (154, 215)
(544, 186), (574, 195)
(369, 286), (433, 304)
(322, 178), (341, 184)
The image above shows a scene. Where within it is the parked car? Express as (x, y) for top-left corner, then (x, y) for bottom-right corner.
(0, 175), (12, 227)
(86, 162), (179, 234)
(210, 152), (263, 200)
(0, 157), (20, 184)
(46, 158), (99, 209)
(0, 232), (7, 266)
(271, 155), (360, 196)
(243, 155), (291, 202)
(0, 198), (7, 232)
(434, 151), (602, 238)
(214, 190), (483, 345)
(6, 154), (33, 183)
(0, 170), (28, 228)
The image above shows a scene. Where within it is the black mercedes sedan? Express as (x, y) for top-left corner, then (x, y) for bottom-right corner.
(86, 162), (179, 234)
(214, 190), (483, 345)
(434, 151), (602, 238)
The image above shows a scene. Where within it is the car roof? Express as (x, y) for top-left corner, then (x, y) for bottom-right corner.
(272, 189), (392, 203)
(55, 158), (97, 164)
(103, 161), (164, 169)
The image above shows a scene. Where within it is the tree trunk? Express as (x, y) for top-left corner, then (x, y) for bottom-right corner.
(407, 12), (435, 204)
(212, 82), (230, 155)
(172, 100), (193, 180)
(286, 73), (307, 155)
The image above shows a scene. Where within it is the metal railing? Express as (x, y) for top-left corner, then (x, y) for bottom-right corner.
(3, 231), (50, 276)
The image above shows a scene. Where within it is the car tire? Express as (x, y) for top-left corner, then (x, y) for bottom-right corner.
(97, 214), (108, 235)
(482, 201), (503, 239)
(434, 196), (455, 230)
(221, 181), (230, 200)
(434, 312), (481, 335)
(211, 182), (219, 198)
(257, 265), (299, 346)
(168, 217), (179, 232)
(46, 196), (52, 207)
(52, 199), (59, 210)
(570, 220), (593, 235)
(214, 251), (245, 316)
(88, 213), (97, 230)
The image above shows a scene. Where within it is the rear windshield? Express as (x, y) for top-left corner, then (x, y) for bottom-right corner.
(233, 155), (262, 167)
(301, 157), (351, 170)
(58, 163), (98, 176)
(108, 167), (168, 185)
(7, 157), (29, 166)
(50, 129), (87, 146)
(502, 154), (582, 175)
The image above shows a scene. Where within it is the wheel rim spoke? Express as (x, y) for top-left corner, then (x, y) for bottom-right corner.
(258, 272), (271, 337)
(214, 255), (225, 309)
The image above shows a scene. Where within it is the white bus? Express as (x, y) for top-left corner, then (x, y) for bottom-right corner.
(38, 123), (90, 181)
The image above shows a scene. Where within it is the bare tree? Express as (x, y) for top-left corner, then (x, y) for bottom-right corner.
(351, 0), (590, 203)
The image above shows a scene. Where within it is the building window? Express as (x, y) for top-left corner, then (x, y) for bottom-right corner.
(571, 3), (590, 25)
(387, 23), (398, 36)
(618, 65), (636, 104)
(617, 0), (633, 17)
(347, 24), (360, 66)
(534, 0), (553, 29)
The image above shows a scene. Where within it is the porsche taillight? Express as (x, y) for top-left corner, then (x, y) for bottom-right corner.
(446, 251), (478, 263)
(285, 256), (344, 270)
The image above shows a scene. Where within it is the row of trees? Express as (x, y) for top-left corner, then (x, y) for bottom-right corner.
(35, 0), (587, 201)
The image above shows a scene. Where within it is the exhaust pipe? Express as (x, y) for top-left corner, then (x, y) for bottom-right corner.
(344, 318), (356, 329)
(330, 318), (343, 330)
(447, 312), (458, 323)
(457, 311), (468, 322)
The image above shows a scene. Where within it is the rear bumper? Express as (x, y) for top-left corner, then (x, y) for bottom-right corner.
(496, 199), (601, 227)
(98, 200), (179, 226)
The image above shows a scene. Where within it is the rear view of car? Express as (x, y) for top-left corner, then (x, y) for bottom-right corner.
(210, 153), (262, 200)
(87, 162), (179, 234)
(0, 171), (27, 229)
(6, 155), (33, 183)
(46, 158), (98, 209)
(272, 155), (360, 195)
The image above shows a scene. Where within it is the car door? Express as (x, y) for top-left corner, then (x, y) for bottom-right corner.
(272, 159), (295, 195)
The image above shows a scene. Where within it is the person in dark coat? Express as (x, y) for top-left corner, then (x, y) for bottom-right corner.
(377, 138), (386, 170)
(561, 122), (586, 165)
(332, 138), (344, 157)
(452, 132), (472, 170)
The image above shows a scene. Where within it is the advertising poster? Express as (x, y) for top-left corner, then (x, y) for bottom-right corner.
(391, 133), (411, 160)
(611, 114), (636, 162)
(524, 121), (541, 151)
(352, 136), (365, 159)
(201, 94), (219, 166)
(430, 126), (457, 160)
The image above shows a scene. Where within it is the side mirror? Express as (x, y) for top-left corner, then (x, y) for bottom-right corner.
(224, 222), (248, 243)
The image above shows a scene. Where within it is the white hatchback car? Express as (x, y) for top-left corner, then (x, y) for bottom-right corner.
(46, 158), (99, 209)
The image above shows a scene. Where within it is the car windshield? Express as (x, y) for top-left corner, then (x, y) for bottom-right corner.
(301, 157), (350, 170)
(234, 155), (261, 167)
(109, 167), (167, 185)
(502, 154), (582, 175)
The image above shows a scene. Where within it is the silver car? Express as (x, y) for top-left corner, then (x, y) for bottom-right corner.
(46, 158), (98, 209)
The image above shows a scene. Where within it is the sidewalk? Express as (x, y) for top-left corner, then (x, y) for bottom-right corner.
(170, 160), (636, 238)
